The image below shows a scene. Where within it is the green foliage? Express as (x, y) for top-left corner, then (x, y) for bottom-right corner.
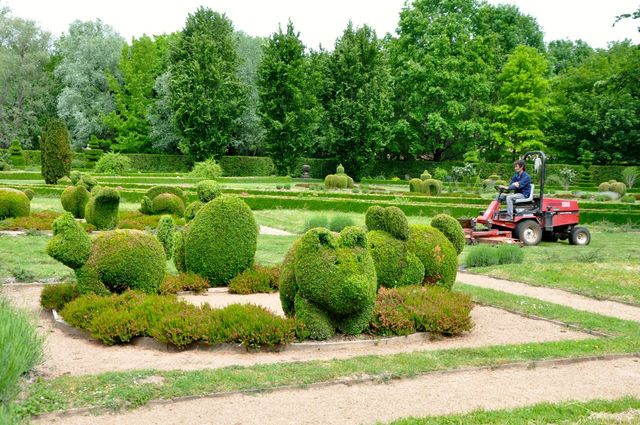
(610, 182), (627, 196)
(60, 291), (300, 349)
(304, 214), (329, 231)
(144, 185), (187, 203)
(229, 265), (281, 294)
(40, 283), (80, 311)
(621, 195), (636, 204)
(82, 230), (166, 294)
(370, 286), (474, 336)
(151, 193), (185, 217)
(368, 230), (424, 288)
(8, 140), (23, 166)
(324, 174), (354, 189)
(103, 35), (170, 153)
(190, 158), (223, 180)
(22, 188), (34, 200)
(173, 230), (187, 273)
(490, 45), (550, 159)
(40, 118), (71, 184)
(258, 21), (318, 175)
(218, 156), (274, 176)
(159, 272), (210, 295)
(79, 174), (98, 191)
(46, 212), (92, 269)
(85, 187), (120, 230)
(420, 170), (432, 180)
(279, 226), (377, 339)
(156, 215), (175, 259)
(465, 244), (524, 267)
(430, 214), (465, 255)
(0, 298), (43, 405)
(622, 167), (638, 189)
(196, 180), (221, 202)
(328, 215), (355, 232)
(184, 201), (204, 221)
(182, 195), (258, 285)
(0, 188), (30, 219)
(60, 184), (90, 218)
(407, 224), (458, 289)
(170, 8), (246, 161)
(409, 178), (443, 195)
(93, 153), (131, 174)
(365, 205), (410, 240)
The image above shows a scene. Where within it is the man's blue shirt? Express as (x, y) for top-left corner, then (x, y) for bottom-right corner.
(509, 171), (532, 198)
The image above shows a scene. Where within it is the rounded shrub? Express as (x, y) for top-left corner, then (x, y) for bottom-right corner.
(279, 227), (377, 339)
(407, 224), (458, 289)
(196, 180), (222, 202)
(367, 230), (424, 288)
(23, 188), (35, 200)
(190, 158), (222, 180)
(70, 171), (82, 185)
(420, 170), (432, 180)
(145, 186), (187, 204)
(156, 215), (176, 259)
(85, 187), (120, 230)
(84, 230), (166, 294)
(183, 195), (258, 285)
(184, 201), (204, 221)
(430, 214), (465, 255)
(79, 175), (98, 192)
(598, 182), (610, 192)
(424, 179), (443, 195)
(336, 164), (345, 175)
(610, 182), (627, 196)
(47, 212), (92, 270)
(0, 188), (30, 219)
(61, 184), (90, 219)
(365, 205), (409, 240)
(173, 228), (187, 273)
(151, 193), (185, 217)
(94, 153), (131, 174)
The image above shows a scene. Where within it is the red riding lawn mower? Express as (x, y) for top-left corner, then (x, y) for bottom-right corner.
(461, 151), (591, 246)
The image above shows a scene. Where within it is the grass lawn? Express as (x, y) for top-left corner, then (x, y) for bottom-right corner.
(464, 228), (640, 304)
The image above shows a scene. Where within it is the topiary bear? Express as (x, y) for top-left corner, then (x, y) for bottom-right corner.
(61, 184), (90, 219)
(140, 186), (187, 217)
(324, 164), (355, 190)
(430, 213), (466, 255)
(0, 188), (30, 219)
(174, 195), (257, 285)
(85, 187), (120, 230)
(407, 224), (458, 289)
(279, 226), (377, 340)
(47, 212), (166, 295)
(365, 206), (424, 288)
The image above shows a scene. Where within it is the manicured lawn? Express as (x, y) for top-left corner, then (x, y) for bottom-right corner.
(464, 229), (640, 304)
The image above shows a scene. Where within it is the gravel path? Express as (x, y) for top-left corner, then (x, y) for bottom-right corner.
(35, 357), (640, 425)
(0, 285), (590, 378)
(458, 272), (640, 323)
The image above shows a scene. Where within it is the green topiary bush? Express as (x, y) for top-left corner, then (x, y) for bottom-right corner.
(159, 272), (210, 295)
(85, 187), (120, 230)
(184, 201), (204, 221)
(0, 188), (30, 219)
(409, 178), (424, 193)
(279, 226), (377, 340)
(430, 214), (465, 255)
(145, 186), (187, 204)
(94, 153), (131, 174)
(22, 188), (35, 201)
(40, 283), (80, 311)
(79, 174), (98, 192)
(173, 229), (187, 273)
(46, 212), (93, 270)
(409, 178), (443, 195)
(229, 265), (281, 294)
(196, 180), (222, 202)
(156, 215), (175, 259)
(40, 118), (72, 184)
(407, 224), (458, 289)
(598, 182), (610, 192)
(60, 184), (90, 219)
(9, 139), (24, 166)
(324, 164), (355, 190)
(151, 193), (185, 217)
(420, 170), (432, 180)
(370, 286), (474, 336)
(180, 195), (257, 285)
(610, 181), (627, 196)
(366, 206), (423, 288)
(190, 158), (222, 180)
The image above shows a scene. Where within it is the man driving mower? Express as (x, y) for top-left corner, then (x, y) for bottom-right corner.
(497, 159), (531, 221)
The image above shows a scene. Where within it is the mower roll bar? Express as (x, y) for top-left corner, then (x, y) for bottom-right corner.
(522, 151), (546, 209)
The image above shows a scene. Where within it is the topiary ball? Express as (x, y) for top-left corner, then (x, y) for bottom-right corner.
(151, 193), (185, 217)
(0, 188), (30, 219)
(598, 182), (610, 192)
(23, 188), (35, 201)
(365, 205), (409, 240)
(407, 224), (458, 289)
(61, 184), (90, 219)
(430, 213), (466, 255)
(183, 195), (257, 285)
(196, 180), (222, 202)
(84, 230), (166, 294)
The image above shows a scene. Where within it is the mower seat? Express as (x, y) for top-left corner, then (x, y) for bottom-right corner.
(514, 184), (534, 204)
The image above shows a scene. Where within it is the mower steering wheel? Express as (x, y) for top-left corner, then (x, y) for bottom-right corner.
(494, 185), (504, 193)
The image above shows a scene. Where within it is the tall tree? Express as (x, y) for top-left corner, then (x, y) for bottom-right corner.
(546, 39), (594, 74)
(0, 9), (57, 148)
(490, 46), (551, 160)
(548, 42), (639, 164)
(232, 31), (266, 155)
(325, 22), (392, 179)
(257, 21), (318, 175)
(390, 0), (493, 161)
(169, 8), (246, 161)
(147, 71), (182, 153)
(103, 34), (170, 153)
(54, 20), (124, 148)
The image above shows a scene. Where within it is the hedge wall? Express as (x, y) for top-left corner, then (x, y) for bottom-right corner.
(219, 156), (274, 176)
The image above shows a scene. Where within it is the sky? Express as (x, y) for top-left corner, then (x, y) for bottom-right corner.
(2, 0), (639, 49)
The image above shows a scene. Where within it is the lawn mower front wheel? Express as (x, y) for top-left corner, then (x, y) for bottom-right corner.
(569, 226), (591, 246)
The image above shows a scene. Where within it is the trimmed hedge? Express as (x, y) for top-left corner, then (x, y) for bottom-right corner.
(219, 156), (275, 176)
(180, 195), (258, 285)
(0, 188), (30, 219)
(229, 265), (281, 294)
(279, 227), (377, 340)
(407, 224), (458, 289)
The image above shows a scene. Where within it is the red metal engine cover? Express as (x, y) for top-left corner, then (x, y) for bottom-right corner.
(542, 197), (580, 226)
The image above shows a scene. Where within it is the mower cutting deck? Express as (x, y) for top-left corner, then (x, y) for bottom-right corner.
(460, 151), (591, 247)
